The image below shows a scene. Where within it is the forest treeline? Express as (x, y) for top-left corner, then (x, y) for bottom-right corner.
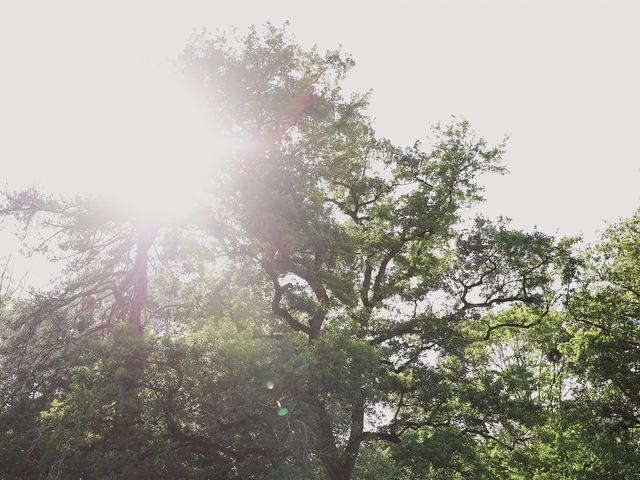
(1, 25), (639, 479)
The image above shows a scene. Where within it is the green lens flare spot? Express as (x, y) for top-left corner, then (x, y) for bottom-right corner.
(277, 407), (289, 417)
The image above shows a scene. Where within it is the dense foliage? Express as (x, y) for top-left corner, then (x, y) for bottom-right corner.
(1, 25), (638, 479)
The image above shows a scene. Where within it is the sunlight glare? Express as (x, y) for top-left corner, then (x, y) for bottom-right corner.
(96, 64), (233, 223)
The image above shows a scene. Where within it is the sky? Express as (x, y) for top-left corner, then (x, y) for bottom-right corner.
(1, 1), (639, 286)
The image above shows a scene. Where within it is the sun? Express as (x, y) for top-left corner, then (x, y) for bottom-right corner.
(3, 45), (241, 227)
(86, 63), (235, 225)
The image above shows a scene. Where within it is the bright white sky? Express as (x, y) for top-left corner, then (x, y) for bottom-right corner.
(1, 1), (639, 286)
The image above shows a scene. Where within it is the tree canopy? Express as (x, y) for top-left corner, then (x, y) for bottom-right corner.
(1, 24), (639, 480)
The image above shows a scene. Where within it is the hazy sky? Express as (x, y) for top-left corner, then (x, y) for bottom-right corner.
(1, 1), (639, 284)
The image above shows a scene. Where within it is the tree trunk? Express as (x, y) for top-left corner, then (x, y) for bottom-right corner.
(128, 225), (157, 335)
(112, 225), (157, 455)
(316, 395), (365, 480)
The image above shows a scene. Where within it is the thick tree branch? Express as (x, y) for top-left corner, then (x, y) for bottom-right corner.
(261, 261), (311, 335)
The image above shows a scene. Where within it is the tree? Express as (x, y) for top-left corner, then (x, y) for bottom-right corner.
(443, 211), (640, 480)
(0, 191), (169, 477)
(178, 25), (571, 479)
(559, 210), (640, 478)
(0, 24), (572, 479)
